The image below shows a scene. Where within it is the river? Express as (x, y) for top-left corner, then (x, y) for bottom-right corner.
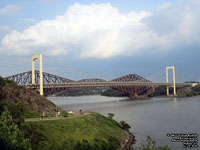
(48, 96), (200, 150)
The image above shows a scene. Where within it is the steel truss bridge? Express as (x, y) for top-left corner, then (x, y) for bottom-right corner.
(5, 70), (193, 97)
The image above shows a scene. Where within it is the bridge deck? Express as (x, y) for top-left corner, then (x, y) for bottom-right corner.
(23, 82), (194, 89)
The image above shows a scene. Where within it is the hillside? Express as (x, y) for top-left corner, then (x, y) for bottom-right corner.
(22, 112), (132, 150)
(0, 76), (57, 118)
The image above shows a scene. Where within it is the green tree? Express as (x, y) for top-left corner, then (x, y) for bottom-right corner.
(0, 106), (31, 150)
(136, 136), (170, 150)
(120, 120), (131, 130)
(107, 113), (115, 119)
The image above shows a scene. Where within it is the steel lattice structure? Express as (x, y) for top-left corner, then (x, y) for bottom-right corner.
(110, 74), (151, 97)
(112, 74), (150, 82)
(6, 70), (73, 84)
(78, 78), (107, 82)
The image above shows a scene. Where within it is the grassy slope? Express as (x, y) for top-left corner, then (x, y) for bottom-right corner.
(22, 113), (125, 148)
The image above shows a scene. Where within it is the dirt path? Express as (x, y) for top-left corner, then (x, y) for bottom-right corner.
(25, 114), (89, 122)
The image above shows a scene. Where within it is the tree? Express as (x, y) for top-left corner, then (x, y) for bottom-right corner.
(120, 120), (131, 130)
(0, 106), (31, 150)
(136, 136), (170, 150)
(107, 113), (114, 119)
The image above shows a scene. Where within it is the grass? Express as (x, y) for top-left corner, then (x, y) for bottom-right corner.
(22, 112), (126, 149)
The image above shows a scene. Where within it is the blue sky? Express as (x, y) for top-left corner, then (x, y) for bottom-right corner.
(0, 0), (200, 82)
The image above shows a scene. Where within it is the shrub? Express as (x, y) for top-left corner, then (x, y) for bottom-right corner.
(120, 120), (131, 130)
(0, 106), (31, 150)
(136, 136), (170, 150)
(0, 101), (25, 124)
(107, 113), (114, 119)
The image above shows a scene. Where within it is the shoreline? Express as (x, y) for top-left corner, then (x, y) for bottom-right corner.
(120, 130), (136, 150)
(49, 94), (200, 100)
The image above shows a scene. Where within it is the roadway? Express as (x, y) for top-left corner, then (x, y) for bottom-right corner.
(23, 81), (194, 89)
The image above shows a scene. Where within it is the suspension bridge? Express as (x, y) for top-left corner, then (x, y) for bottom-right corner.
(3, 54), (197, 97)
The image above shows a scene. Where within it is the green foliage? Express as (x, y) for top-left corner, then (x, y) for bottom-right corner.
(101, 88), (129, 97)
(107, 113), (114, 119)
(119, 120), (131, 130)
(0, 101), (25, 124)
(151, 86), (167, 96)
(23, 110), (41, 118)
(0, 76), (17, 87)
(191, 85), (200, 95)
(60, 110), (69, 117)
(0, 106), (32, 150)
(30, 138), (120, 150)
(136, 136), (170, 150)
(177, 85), (200, 97)
(0, 101), (40, 124)
(56, 88), (109, 96)
(107, 136), (121, 150)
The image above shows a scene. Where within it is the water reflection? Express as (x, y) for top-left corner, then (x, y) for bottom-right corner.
(173, 97), (177, 108)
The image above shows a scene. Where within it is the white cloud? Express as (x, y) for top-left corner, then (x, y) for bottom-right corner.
(0, 5), (21, 16)
(18, 18), (37, 22)
(1, 1), (200, 58)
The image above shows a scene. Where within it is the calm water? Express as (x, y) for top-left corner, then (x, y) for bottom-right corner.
(48, 96), (200, 150)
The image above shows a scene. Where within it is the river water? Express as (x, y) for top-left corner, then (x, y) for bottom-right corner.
(48, 96), (200, 150)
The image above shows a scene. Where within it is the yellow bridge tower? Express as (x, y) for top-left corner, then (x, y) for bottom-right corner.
(32, 54), (43, 96)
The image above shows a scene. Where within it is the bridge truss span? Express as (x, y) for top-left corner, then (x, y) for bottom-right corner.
(6, 70), (74, 85)
(5, 71), (194, 97)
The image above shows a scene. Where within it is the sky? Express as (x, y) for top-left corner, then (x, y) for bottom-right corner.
(0, 0), (200, 82)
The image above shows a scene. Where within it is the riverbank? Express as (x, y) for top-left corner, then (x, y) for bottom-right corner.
(121, 131), (135, 150)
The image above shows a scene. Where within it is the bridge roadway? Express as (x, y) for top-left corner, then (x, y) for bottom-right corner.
(23, 81), (194, 89)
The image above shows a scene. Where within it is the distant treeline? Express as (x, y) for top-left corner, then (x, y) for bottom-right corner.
(54, 87), (129, 97)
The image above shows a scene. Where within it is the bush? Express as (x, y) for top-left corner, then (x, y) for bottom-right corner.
(107, 113), (115, 119)
(0, 101), (25, 124)
(120, 120), (131, 130)
(136, 136), (170, 150)
(32, 138), (120, 150)
(0, 106), (31, 150)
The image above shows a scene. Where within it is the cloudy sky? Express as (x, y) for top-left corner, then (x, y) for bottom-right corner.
(0, 0), (200, 82)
